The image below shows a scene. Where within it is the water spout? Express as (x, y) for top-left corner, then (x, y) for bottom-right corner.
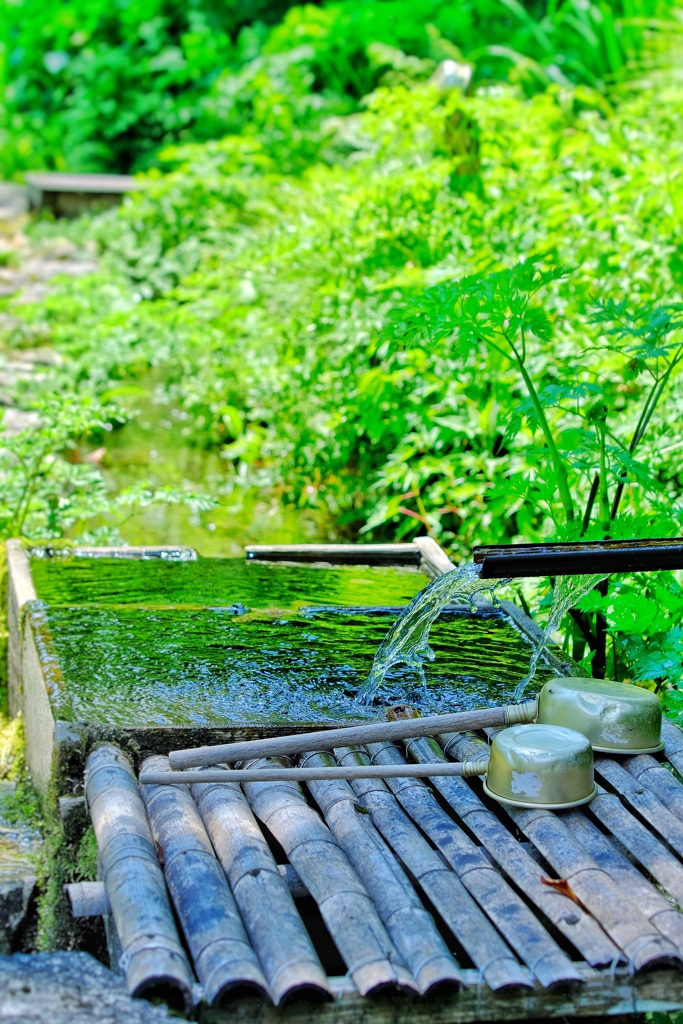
(512, 572), (609, 700)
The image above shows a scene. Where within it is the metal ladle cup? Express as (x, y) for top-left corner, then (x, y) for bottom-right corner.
(536, 677), (663, 754)
(482, 723), (597, 809)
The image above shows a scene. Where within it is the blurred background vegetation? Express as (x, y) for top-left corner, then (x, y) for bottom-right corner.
(2, 0), (683, 692)
(1, 0), (679, 176)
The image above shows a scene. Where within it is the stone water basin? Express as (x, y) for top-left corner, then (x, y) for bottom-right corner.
(7, 542), (558, 790)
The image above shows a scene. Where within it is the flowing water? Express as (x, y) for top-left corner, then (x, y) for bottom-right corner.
(357, 563), (606, 707)
(512, 571), (609, 700)
(28, 602), (548, 727)
(357, 562), (511, 705)
(28, 551), (554, 727)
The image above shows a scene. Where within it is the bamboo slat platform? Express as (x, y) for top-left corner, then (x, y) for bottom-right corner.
(75, 713), (683, 1021)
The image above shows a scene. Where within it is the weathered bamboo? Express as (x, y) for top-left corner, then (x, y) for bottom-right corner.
(191, 777), (331, 1006)
(168, 701), (537, 770)
(595, 756), (683, 859)
(335, 746), (531, 992)
(623, 753), (683, 824)
(663, 719), (683, 777)
(586, 785), (683, 909)
(303, 750), (463, 994)
(403, 726), (619, 968)
(411, 536), (456, 576)
(505, 803), (682, 971)
(278, 864), (309, 899)
(65, 881), (110, 918)
(139, 760), (488, 786)
(83, 743), (195, 1011)
(244, 543), (421, 565)
(140, 755), (268, 1006)
(563, 808), (683, 954)
(240, 757), (417, 996)
(440, 730), (681, 971)
(365, 738), (581, 988)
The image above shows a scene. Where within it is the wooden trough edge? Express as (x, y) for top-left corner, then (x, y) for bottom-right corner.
(200, 965), (683, 1023)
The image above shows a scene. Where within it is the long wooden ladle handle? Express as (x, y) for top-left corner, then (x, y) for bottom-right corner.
(168, 699), (537, 769)
(140, 758), (490, 786)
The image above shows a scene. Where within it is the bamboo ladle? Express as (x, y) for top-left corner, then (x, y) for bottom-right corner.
(163, 699), (537, 773)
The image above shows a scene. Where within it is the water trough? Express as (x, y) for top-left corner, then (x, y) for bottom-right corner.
(6, 536), (564, 791)
(10, 535), (683, 1021)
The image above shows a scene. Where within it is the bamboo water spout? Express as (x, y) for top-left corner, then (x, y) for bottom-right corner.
(473, 538), (683, 578)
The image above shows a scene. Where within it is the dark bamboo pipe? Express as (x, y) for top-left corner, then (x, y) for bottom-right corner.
(473, 538), (683, 579)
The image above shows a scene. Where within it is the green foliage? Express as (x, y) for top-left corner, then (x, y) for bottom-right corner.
(1, 0), (681, 176)
(0, 393), (216, 545)
(3, 5), (683, 694)
(75, 826), (98, 882)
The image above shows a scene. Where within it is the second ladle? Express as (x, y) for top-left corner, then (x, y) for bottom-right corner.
(143, 724), (598, 811)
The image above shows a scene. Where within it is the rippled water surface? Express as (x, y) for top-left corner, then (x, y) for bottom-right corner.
(28, 602), (548, 727)
(28, 552), (551, 727)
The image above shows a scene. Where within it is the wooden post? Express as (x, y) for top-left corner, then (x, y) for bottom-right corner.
(84, 744), (195, 1012)
(191, 776), (331, 1005)
(302, 750), (463, 995)
(140, 755), (269, 1006)
(240, 757), (417, 996)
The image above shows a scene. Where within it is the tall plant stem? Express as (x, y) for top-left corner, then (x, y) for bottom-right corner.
(514, 354), (575, 525)
(611, 347), (683, 520)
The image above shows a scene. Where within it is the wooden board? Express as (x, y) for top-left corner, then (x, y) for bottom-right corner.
(200, 966), (683, 1023)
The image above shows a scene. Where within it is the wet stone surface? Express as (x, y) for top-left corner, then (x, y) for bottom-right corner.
(0, 951), (175, 1023)
(0, 782), (41, 954)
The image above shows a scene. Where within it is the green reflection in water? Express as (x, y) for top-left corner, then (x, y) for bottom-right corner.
(31, 555), (426, 611)
(28, 603), (549, 728)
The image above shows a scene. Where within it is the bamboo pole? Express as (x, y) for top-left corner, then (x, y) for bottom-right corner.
(303, 750), (463, 994)
(402, 728), (619, 968)
(84, 744), (195, 1012)
(334, 746), (531, 992)
(190, 776), (331, 1005)
(364, 738), (581, 988)
(140, 755), (269, 1006)
(65, 881), (110, 918)
(139, 759), (488, 786)
(168, 701), (537, 770)
(443, 729), (683, 972)
(240, 757), (417, 996)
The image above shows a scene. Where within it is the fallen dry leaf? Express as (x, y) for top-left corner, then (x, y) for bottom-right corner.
(541, 875), (582, 906)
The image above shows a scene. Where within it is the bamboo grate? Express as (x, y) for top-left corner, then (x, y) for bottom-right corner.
(81, 716), (683, 1021)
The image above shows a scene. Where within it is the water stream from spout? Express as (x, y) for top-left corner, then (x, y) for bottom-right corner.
(357, 562), (610, 707)
(356, 562), (506, 705)
(512, 571), (609, 700)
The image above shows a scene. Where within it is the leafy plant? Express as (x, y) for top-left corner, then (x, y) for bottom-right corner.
(0, 394), (216, 544)
(2, 0), (681, 177)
